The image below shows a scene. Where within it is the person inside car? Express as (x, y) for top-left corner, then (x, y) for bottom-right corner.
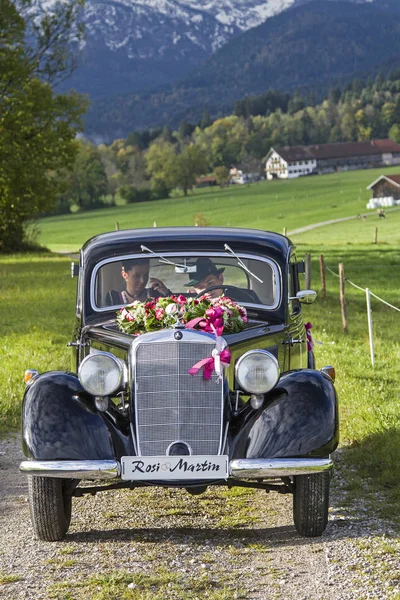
(184, 258), (225, 299)
(106, 259), (170, 305)
(185, 257), (259, 302)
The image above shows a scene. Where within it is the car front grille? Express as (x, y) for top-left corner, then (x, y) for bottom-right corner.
(132, 331), (224, 456)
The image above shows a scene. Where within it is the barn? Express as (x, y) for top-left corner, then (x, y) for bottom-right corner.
(265, 139), (400, 180)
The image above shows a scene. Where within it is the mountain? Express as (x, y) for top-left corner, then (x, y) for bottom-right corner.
(66, 0), (238, 98)
(65, 0), (394, 98)
(84, 0), (400, 140)
(65, 0), (297, 98)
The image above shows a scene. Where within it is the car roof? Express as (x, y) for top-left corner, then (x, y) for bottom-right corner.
(81, 227), (292, 264)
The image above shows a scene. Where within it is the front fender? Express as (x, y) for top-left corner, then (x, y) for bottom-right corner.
(231, 370), (338, 459)
(22, 372), (134, 461)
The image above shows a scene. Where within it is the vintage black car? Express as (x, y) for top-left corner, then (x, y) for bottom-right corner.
(20, 227), (338, 541)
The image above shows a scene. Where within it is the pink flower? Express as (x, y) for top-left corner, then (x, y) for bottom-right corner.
(155, 308), (165, 320)
(122, 310), (135, 322)
(177, 295), (187, 305)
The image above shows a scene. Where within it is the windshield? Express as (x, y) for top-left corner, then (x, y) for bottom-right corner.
(92, 253), (280, 311)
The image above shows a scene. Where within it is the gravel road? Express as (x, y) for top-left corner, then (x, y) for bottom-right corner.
(1, 434), (399, 600)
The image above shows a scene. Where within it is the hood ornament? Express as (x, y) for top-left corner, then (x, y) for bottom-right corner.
(165, 303), (186, 328)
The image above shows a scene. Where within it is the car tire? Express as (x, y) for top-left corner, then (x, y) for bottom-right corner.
(28, 476), (72, 541)
(293, 471), (330, 537)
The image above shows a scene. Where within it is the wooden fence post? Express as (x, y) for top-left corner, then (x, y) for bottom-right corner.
(115, 222), (119, 231)
(339, 263), (348, 334)
(373, 227), (378, 244)
(319, 254), (326, 301)
(305, 253), (311, 289)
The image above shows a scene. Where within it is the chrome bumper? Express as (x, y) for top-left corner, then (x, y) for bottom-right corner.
(20, 457), (332, 480)
(19, 460), (119, 480)
(229, 458), (333, 478)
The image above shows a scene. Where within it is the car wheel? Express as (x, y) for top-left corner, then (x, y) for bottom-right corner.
(293, 471), (330, 537)
(28, 476), (72, 541)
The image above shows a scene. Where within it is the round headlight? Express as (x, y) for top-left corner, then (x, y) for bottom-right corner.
(79, 352), (125, 397)
(235, 350), (280, 395)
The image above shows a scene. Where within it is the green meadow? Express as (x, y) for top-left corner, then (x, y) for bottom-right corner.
(2, 166), (400, 525)
(35, 165), (400, 252)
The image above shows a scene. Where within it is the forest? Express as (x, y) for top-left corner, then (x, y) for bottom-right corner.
(52, 72), (400, 215)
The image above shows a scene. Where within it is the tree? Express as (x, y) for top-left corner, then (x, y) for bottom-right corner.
(328, 87), (341, 105)
(69, 144), (108, 210)
(179, 120), (195, 141)
(173, 145), (208, 196)
(288, 92), (306, 115)
(146, 141), (207, 197)
(389, 124), (400, 143)
(200, 110), (212, 130)
(145, 139), (177, 194)
(213, 166), (230, 187)
(0, 0), (87, 251)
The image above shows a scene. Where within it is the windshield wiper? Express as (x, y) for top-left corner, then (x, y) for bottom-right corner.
(223, 244), (263, 284)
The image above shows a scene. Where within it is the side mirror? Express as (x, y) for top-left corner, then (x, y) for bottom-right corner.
(289, 290), (317, 304)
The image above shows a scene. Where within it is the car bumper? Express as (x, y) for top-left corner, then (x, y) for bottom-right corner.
(20, 457), (333, 480)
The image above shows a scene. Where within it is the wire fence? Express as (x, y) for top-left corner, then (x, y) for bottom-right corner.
(322, 260), (399, 366)
(325, 265), (400, 312)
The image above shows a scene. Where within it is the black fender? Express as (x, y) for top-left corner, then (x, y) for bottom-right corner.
(22, 372), (135, 461)
(231, 370), (338, 459)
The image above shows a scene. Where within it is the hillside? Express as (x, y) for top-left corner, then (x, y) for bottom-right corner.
(35, 165), (400, 252)
(85, 0), (400, 140)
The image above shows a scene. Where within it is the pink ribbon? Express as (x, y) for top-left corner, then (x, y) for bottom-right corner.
(185, 317), (204, 329)
(188, 348), (231, 380)
(186, 316), (230, 380)
(185, 317), (224, 336)
(305, 322), (314, 352)
(187, 321), (231, 380)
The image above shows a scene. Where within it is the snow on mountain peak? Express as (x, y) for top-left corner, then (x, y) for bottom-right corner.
(175, 0), (296, 29)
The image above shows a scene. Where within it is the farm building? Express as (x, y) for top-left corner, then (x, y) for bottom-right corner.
(367, 174), (400, 199)
(265, 139), (400, 180)
(366, 174), (400, 209)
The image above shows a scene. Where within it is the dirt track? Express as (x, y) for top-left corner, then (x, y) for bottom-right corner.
(1, 435), (399, 599)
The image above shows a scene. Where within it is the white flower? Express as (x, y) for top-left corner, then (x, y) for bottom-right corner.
(165, 303), (178, 315)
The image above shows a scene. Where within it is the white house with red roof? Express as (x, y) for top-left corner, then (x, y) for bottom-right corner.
(265, 139), (400, 180)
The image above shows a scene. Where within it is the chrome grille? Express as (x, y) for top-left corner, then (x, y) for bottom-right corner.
(133, 332), (224, 456)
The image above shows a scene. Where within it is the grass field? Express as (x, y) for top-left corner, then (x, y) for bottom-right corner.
(2, 166), (400, 526)
(292, 208), (400, 245)
(34, 165), (400, 252)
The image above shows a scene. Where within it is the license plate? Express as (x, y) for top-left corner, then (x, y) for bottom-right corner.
(121, 455), (229, 481)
